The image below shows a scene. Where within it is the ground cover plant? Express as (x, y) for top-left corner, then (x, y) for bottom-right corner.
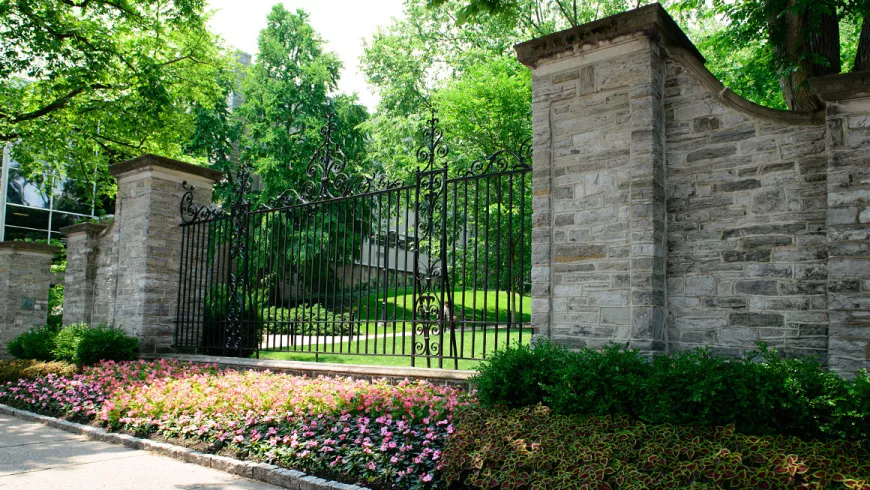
(442, 405), (870, 489)
(0, 359), (470, 489)
(0, 359), (76, 384)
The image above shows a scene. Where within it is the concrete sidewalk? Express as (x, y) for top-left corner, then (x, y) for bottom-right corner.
(0, 414), (282, 489)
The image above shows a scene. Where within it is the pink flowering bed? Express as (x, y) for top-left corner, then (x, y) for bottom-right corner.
(0, 360), (472, 489)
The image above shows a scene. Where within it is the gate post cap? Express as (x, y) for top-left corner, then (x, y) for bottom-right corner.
(0, 241), (61, 255)
(60, 221), (109, 236)
(514, 3), (703, 68)
(109, 154), (224, 183)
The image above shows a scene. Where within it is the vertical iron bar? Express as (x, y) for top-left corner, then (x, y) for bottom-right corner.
(493, 175), (504, 351)
(392, 189), (400, 357)
(507, 173), (515, 351)
(451, 179), (459, 369)
(175, 225), (187, 349)
(411, 172), (421, 368)
(439, 167), (448, 369)
(472, 177), (479, 359)
(193, 218), (209, 354)
(483, 176), (490, 358)
(350, 198), (360, 354)
(402, 188), (411, 358)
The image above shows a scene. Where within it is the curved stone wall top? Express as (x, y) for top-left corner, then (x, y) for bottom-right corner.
(515, 3), (822, 125)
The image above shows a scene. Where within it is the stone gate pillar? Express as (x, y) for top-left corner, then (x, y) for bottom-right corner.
(108, 155), (222, 353)
(812, 73), (870, 374)
(0, 242), (60, 358)
(61, 222), (108, 326)
(516, 5), (687, 354)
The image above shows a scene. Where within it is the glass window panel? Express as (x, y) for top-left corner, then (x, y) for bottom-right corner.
(6, 165), (50, 209)
(53, 178), (93, 215)
(50, 211), (79, 232)
(6, 206), (50, 231)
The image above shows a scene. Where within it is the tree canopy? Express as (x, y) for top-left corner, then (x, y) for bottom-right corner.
(428, 0), (869, 111)
(235, 5), (370, 202)
(1, 0), (232, 209)
(4, 0), (867, 214)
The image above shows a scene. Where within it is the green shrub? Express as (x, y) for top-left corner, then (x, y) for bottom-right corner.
(472, 343), (870, 442)
(0, 359), (77, 384)
(470, 340), (570, 409)
(53, 323), (138, 366)
(52, 323), (90, 364)
(640, 347), (757, 429)
(7, 326), (59, 361)
(543, 343), (651, 417)
(264, 304), (355, 336)
(442, 405), (870, 489)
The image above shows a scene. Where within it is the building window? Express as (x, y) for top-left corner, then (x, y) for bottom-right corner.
(1, 145), (102, 242)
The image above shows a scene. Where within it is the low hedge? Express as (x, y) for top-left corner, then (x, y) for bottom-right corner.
(264, 304), (356, 336)
(0, 359), (77, 384)
(8, 323), (139, 366)
(53, 324), (139, 366)
(442, 405), (870, 489)
(7, 326), (59, 361)
(472, 342), (870, 442)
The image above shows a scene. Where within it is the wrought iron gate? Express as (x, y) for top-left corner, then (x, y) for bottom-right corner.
(175, 113), (531, 368)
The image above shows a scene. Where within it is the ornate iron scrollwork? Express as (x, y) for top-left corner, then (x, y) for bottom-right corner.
(462, 138), (532, 177)
(298, 113), (353, 201)
(416, 110), (449, 171)
(179, 182), (225, 223)
(412, 111), (450, 363)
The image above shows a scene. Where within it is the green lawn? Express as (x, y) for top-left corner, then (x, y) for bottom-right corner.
(260, 326), (533, 370)
(351, 287), (531, 323)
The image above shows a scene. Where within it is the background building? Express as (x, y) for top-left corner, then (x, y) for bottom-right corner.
(0, 144), (103, 243)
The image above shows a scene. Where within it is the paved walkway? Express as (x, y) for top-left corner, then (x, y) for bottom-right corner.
(0, 414), (281, 489)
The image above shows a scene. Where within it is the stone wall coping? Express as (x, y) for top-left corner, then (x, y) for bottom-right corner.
(0, 404), (367, 490)
(109, 154), (224, 183)
(810, 70), (870, 102)
(60, 222), (109, 236)
(515, 3), (703, 68)
(149, 354), (475, 381)
(668, 47), (823, 124)
(0, 241), (61, 255)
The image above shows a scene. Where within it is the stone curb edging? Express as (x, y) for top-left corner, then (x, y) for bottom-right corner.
(147, 354), (475, 383)
(0, 404), (367, 490)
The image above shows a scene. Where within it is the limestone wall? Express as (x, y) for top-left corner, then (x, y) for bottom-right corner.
(517, 4), (870, 374)
(663, 54), (829, 358)
(0, 242), (60, 358)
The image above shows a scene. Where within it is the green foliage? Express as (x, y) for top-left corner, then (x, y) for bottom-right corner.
(52, 323), (90, 364)
(470, 340), (570, 408)
(0, 359), (77, 384)
(264, 304), (355, 336)
(47, 284), (64, 330)
(2, 0), (231, 209)
(442, 405), (870, 489)
(53, 323), (138, 366)
(473, 343), (870, 442)
(7, 326), (59, 361)
(238, 5), (369, 200)
(543, 344), (652, 417)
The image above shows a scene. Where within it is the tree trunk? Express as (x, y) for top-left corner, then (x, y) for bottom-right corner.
(856, 16), (870, 71)
(771, 0), (840, 112)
